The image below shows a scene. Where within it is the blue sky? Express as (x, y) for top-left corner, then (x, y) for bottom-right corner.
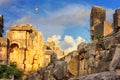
(0, 0), (119, 51)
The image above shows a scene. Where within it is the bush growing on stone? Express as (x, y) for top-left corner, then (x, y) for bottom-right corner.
(95, 34), (103, 41)
(0, 62), (23, 79)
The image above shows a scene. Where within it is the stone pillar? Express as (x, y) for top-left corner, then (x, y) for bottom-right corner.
(113, 9), (120, 32)
(90, 6), (106, 40)
(0, 15), (4, 37)
(0, 38), (9, 65)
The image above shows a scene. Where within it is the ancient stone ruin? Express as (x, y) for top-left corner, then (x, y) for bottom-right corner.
(114, 9), (120, 32)
(69, 6), (120, 80)
(0, 23), (64, 75)
(1, 5), (120, 80)
(90, 6), (113, 41)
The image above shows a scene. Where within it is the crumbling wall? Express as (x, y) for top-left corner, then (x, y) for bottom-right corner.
(6, 24), (45, 72)
(114, 9), (120, 32)
(90, 6), (106, 40)
(90, 6), (113, 41)
(0, 37), (8, 65)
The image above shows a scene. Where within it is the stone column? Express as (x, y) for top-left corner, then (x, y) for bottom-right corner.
(113, 9), (120, 32)
(90, 6), (106, 40)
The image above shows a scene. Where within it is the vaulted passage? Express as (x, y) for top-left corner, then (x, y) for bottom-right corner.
(9, 43), (20, 63)
(10, 43), (19, 52)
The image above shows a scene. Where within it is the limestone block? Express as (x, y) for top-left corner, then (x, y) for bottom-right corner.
(114, 9), (120, 32)
(77, 43), (96, 54)
(38, 54), (45, 67)
(33, 54), (39, 60)
(104, 21), (113, 36)
(68, 56), (78, 77)
(44, 58), (50, 67)
(0, 47), (7, 61)
(32, 64), (39, 71)
(53, 61), (68, 80)
(17, 63), (24, 70)
(33, 60), (39, 64)
(25, 50), (34, 64)
(69, 71), (120, 80)
(90, 6), (106, 40)
(25, 64), (32, 72)
(10, 51), (19, 63)
(24, 60), (33, 64)
(110, 47), (120, 71)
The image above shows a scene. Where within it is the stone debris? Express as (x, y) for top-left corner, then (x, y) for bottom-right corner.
(69, 71), (120, 80)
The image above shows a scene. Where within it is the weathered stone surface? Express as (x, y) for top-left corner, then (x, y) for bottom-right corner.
(104, 21), (113, 36)
(90, 6), (113, 41)
(0, 37), (8, 65)
(68, 56), (78, 77)
(69, 71), (120, 80)
(53, 61), (68, 80)
(5, 24), (58, 72)
(28, 72), (41, 80)
(110, 47), (120, 71)
(114, 9), (120, 32)
(77, 42), (96, 53)
(90, 6), (106, 40)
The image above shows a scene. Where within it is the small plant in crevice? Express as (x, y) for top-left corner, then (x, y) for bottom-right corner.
(95, 34), (103, 42)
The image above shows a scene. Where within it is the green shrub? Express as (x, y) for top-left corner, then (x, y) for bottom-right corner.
(0, 62), (23, 79)
(95, 34), (103, 42)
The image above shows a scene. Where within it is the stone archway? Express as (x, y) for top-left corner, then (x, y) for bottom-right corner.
(9, 43), (20, 63)
(10, 43), (19, 52)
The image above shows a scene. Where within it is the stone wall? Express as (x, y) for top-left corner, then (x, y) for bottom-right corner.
(0, 37), (9, 65)
(114, 9), (120, 32)
(5, 24), (45, 72)
(90, 6), (113, 41)
(1, 24), (64, 73)
(90, 6), (106, 40)
(103, 21), (113, 36)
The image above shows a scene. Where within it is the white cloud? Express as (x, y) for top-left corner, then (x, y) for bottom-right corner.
(51, 35), (61, 44)
(5, 4), (115, 40)
(51, 35), (86, 52)
(7, 4), (91, 39)
(62, 35), (86, 52)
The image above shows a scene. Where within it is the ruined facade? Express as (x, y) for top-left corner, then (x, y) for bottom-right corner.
(0, 37), (8, 65)
(0, 23), (64, 73)
(6, 24), (45, 72)
(90, 6), (113, 41)
(43, 37), (64, 66)
(69, 6), (120, 80)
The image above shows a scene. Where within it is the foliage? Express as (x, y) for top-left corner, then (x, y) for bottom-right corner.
(0, 33), (2, 37)
(95, 34), (103, 41)
(0, 62), (23, 79)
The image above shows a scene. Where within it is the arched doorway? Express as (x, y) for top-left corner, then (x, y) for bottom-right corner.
(10, 43), (19, 52)
(9, 43), (19, 63)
